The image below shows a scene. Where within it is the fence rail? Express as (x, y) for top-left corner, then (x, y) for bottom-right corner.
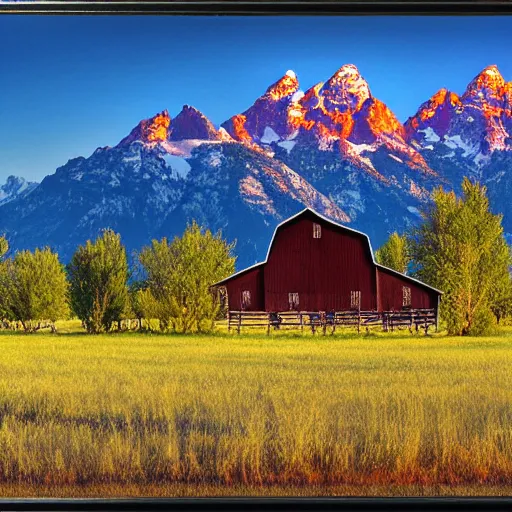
(227, 309), (437, 335)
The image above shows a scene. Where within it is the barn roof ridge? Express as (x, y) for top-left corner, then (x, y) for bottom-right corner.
(213, 207), (443, 294)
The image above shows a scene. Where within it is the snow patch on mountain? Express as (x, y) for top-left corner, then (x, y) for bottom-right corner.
(418, 127), (441, 143)
(160, 139), (224, 158)
(407, 206), (422, 217)
(277, 140), (297, 153)
(109, 173), (121, 187)
(346, 142), (376, 154)
(123, 155), (141, 163)
(261, 127), (281, 144)
(388, 154), (404, 163)
(291, 90), (305, 103)
(162, 154), (191, 178)
(205, 150), (223, 168)
(474, 152), (491, 166)
(443, 134), (479, 157)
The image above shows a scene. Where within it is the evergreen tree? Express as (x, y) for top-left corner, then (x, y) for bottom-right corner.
(375, 232), (410, 273)
(409, 178), (511, 336)
(3, 247), (69, 331)
(68, 229), (129, 333)
(138, 222), (235, 333)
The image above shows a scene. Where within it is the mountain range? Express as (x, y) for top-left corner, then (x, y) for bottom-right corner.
(1, 64), (511, 269)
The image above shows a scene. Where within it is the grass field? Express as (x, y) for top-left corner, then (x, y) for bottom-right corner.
(1, 321), (512, 497)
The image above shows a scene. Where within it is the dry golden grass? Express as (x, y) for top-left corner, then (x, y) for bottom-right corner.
(3, 483), (512, 497)
(0, 321), (512, 497)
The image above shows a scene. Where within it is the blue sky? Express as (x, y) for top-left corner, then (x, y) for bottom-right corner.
(1, 15), (512, 182)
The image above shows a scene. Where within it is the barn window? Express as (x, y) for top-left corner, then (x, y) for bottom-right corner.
(241, 290), (251, 309)
(313, 223), (322, 238)
(350, 291), (361, 310)
(288, 292), (300, 310)
(402, 286), (411, 308)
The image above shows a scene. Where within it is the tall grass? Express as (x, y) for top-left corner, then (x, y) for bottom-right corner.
(0, 323), (512, 495)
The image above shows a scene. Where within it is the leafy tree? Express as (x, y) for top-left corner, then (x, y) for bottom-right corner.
(68, 229), (129, 333)
(409, 178), (511, 336)
(129, 285), (160, 331)
(0, 236), (11, 323)
(488, 264), (512, 324)
(138, 222), (235, 333)
(2, 247), (69, 332)
(0, 235), (8, 260)
(375, 232), (410, 273)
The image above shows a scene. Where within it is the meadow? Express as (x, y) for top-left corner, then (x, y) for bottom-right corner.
(1, 321), (512, 497)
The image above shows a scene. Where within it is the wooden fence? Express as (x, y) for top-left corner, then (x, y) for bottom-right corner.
(227, 309), (437, 335)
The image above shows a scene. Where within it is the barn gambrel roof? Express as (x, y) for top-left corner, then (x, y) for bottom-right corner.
(213, 208), (443, 294)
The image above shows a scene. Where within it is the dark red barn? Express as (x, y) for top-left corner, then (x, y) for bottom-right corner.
(213, 208), (441, 318)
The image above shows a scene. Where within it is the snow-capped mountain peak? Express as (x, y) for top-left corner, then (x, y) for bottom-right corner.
(0, 175), (39, 206)
(117, 110), (171, 147)
(405, 88), (462, 142)
(221, 70), (303, 145)
(320, 63), (371, 113)
(463, 65), (506, 103)
(264, 70), (300, 101)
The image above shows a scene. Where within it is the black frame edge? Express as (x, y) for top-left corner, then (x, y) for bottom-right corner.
(1, 1), (512, 14)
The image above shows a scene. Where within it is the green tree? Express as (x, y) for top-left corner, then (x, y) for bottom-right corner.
(409, 177), (511, 336)
(0, 236), (11, 323)
(375, 232), (410, 273)
(129, 284), (160, 331)
(488, 263), (512, 324)
(2, 247), (69, 332)
(0, 235), (8, 260)
(138, 222), (235, 333)
(68, 229), (129, 333)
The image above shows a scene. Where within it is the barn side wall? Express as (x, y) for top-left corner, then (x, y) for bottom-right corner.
(263, 213), (377, 311)
(224, 266), (264, 311)
(377, 268), (438, 311)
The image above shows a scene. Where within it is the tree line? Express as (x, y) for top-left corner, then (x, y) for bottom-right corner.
(1, 177), (510, 337)
(0, 222), (235, 334)
(375, 178), (512, 336)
